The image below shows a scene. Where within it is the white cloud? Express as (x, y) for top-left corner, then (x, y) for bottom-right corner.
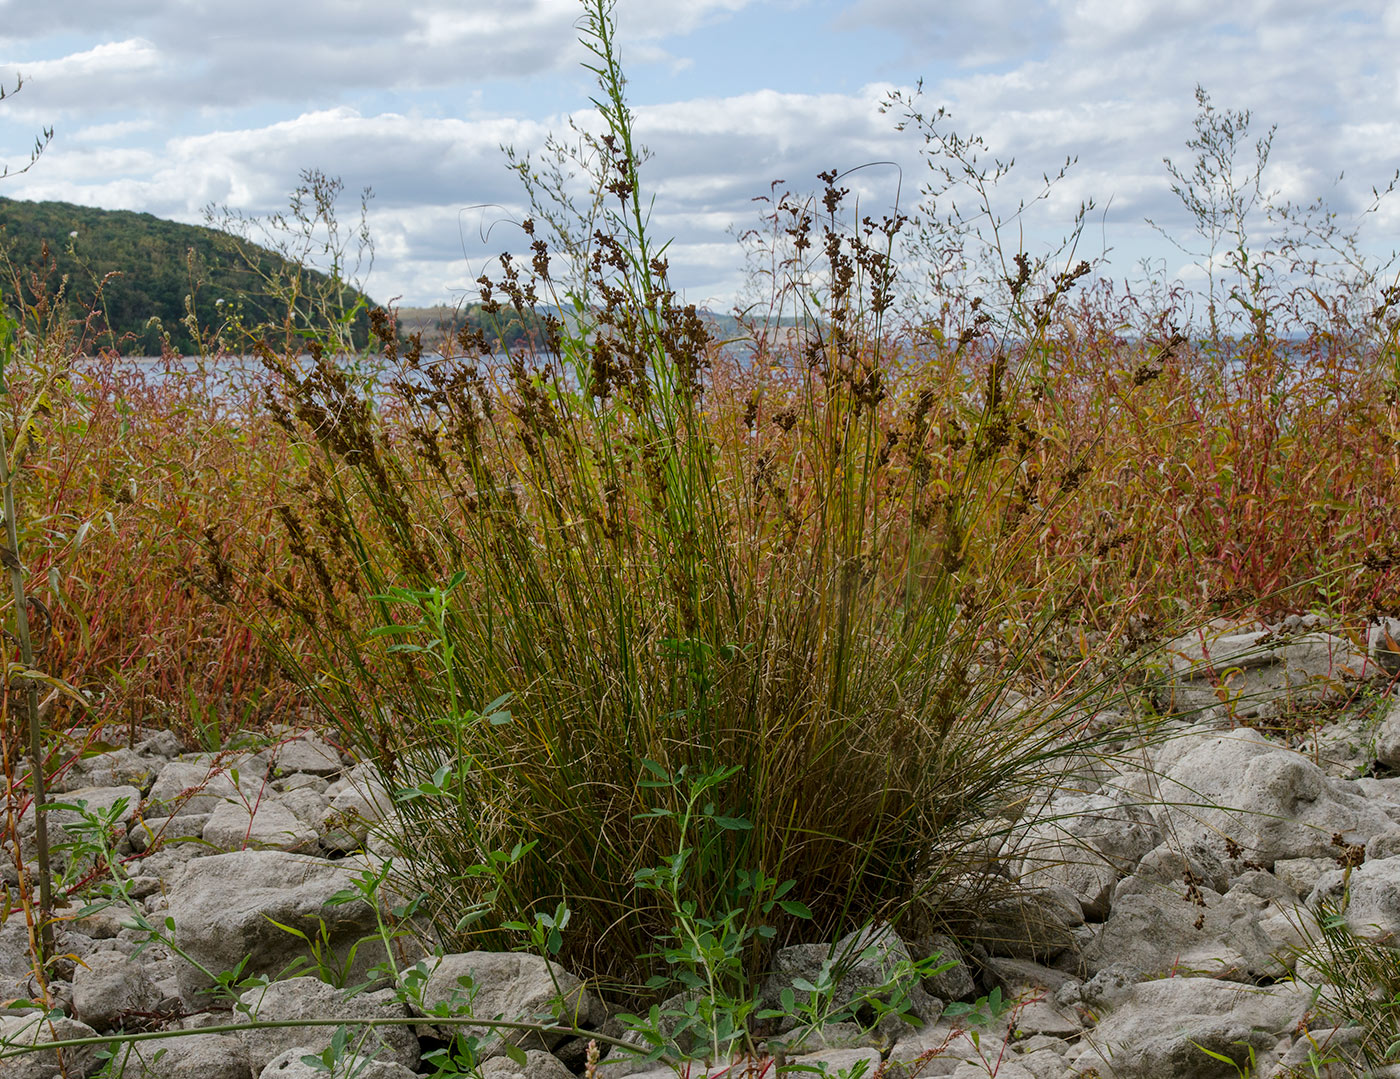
(68, 118), (157, 143)
(0, 0), (1396, 309)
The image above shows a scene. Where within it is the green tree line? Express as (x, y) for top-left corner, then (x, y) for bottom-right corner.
(0, 196), (375, 355)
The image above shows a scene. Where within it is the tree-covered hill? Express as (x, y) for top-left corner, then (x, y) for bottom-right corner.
(0, 196), (376, 355)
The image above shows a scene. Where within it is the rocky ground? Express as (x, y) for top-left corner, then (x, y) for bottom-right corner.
(3, 616), (1400, 1078)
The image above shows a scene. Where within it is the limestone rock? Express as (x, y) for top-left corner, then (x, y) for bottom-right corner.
(136, 729), (186, 757)
(975, 888), (1080, 963)
(1084, 870), (1293, 981)
(1369, 618), (1400, 676)
(948, 1059), (1035, 1079)
(1152, 728), (1395, 866)
(981, 956), (1078, 999)
(274, 772), (330, 795)
(1011, 791), (1161, 918)
(1308, 854), (1400, 942)
(1083, 978), (1308, 1078)
(274, 786), (330, 828)
(318, 771), (395, 852)
(1162, 622), (1374, 720)
(72, 950), (162, 1031)
(203, 798), (319, 853)
(167, 850), (393, 1008)
(0, 1013), (101, 1079)
(410, 950), (604, 1054)
(760, 924), (943, 1038)
(149, 760), (261, 818)
(786, 1046), (883, 1079)
(257, 1046), (417, 1078)
(107, 1032), (253, 1079)
(1274, 856), (1340, 897)
(19, 784), (140, 839)
(885, 1020), (964, 1075)
(913, 933), (976, 1002)
(269, 735), (344, 778)
(1375, 701), (1400, 771)
(130, 813), (210, 853)
(52, 747), (163, 793)
(480, 1048), (582, 1079)
(237, 976), (418, 1074)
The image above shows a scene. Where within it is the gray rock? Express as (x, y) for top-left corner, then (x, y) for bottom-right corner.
(1162, 623), (1374, 720)
(1013, 1044), (1075, 1079)
(1083, 978), (1308, 1078)
(760, 924), (943, 1038)
(149, 760), (262, 818)
(270, 735), (344, 779)
(1153, 728), (1395, 866)
(915, 933), (976, 1002)
(1009, 999), (1081, 1038)
(129, 813), (210, 853)
(72, 950), (162, 1031)
(479, 1048), (577, 1079)
(0, 1013), (100, 1079)
(1274, 856), (1340, 898)
(52, 747), (162, 793)
(975, 889), (1080, 963)
(328, 767), (394, 822)
(203, 799), (319, 853)
(1375, 701), (1400, 771)
(1130, 839), (1232, 894)
(11, 785), (141, 881)
(603, 988), (711, 1070)
(1085, 870), (1292, 981)
(19, 784), (140, 839)
(589, 1064), (681, 1079)
(1011, 791), (1161, 919)
(274, 787), (330, 829)
(318, 773), (395, 852)
(769, 1021), (886, 1053)
(1308, 855), (1400, 942)
(885, 1020), (963, 1075)
(257, 1046), (417, 1078)
(167, 851), (394, 1009)
(786, 1046), (883, 1078)
(274, 773), (330, 795)
(136, 729), (186, 758)
(949, 1062), (1035, 1079)
(1369, 618), (1400, 676)
(103, 1032), (252, 1079)
(980, 956), (1078, 998)
(1311, 713), (1379, 778)
(0, 918), (44, 1003)
(131, 839), (207, 881)
(237, 976), (418, 1074)
(1057, 962), (1143, 1017)
(1269, 1026), (1367, 1079)
(410, 951), (604, 1054)
(1368, 829), (1400, 862)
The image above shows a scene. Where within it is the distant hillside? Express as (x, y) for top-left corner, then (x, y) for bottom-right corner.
(0, 196), (375, 355)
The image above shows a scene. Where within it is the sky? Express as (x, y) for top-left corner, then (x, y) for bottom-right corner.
(0, 0), (1397, 312)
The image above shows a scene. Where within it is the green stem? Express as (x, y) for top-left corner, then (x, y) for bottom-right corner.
(0, 1015), (669, 1065)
